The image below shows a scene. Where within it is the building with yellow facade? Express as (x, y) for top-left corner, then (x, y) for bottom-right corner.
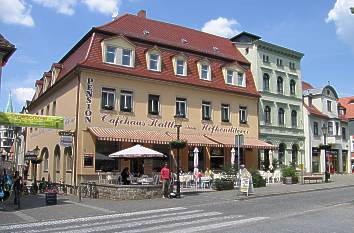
(25, 10), (275, 186)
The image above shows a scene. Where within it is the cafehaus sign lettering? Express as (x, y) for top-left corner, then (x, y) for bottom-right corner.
(101, 114), (249, 135)
(85, 78), (94, 123)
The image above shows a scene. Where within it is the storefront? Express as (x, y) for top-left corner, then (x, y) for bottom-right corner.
(312, 147), (320, 173)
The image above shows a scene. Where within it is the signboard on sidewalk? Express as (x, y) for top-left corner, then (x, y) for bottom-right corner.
(0, 112), (64, 129)
(240, 177), (250, 195)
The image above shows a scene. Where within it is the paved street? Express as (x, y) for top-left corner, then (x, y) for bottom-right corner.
(1, 175), (354, 232)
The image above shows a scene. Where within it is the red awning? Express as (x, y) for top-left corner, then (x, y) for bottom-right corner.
(205, 134), (277, 149)
(166, 132), (221, 147)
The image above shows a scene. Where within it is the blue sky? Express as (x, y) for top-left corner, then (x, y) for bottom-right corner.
(0, 0), (354, 112)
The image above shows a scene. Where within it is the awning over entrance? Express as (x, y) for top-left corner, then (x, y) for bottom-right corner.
(205, 135), (277, 150)
(88, 127), (171, 144)
(166, 132), (220, 147)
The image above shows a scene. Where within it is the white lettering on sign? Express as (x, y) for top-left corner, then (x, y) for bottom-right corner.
(85, 78), (94, 123)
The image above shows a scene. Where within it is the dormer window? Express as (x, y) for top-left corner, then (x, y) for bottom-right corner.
(173, 55), (187, 76)
(198, 60), (211, 81)
(106, 46), (116, 63)
(201, 64), (210, 80)
(147, 49), (161, 72)
(225, 68), (246, 87)
(122, 49), (132, 66)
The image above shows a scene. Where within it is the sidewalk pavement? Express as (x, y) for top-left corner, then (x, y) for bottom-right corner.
(181, 174), (354, 199)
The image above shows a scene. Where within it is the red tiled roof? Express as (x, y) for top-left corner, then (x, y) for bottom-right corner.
(302, 81), (313, 91)
(30, 11), (259, 109)
(339, 96), (354, 119)
(79, 33), (259, 97)
(303, 103), (328, 119)
(97, 14), (249, 63)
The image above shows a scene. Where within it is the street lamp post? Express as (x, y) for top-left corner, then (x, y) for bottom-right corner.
(321, 124), (329, 183)
(174, 116), (182, 198)
(31, 146), (40, 193)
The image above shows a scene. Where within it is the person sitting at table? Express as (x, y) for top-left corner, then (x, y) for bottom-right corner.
(121, 167), (130, 185)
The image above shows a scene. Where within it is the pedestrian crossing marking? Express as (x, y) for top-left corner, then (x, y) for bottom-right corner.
(0, 207), (186, 231)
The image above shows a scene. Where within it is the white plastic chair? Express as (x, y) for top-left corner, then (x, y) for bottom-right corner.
(273, 170), (281, 183)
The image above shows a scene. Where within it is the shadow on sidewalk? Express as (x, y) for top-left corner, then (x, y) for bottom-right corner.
(0, 194), (73, 212)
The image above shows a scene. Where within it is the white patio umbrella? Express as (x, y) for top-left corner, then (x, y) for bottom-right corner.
(109, 144), (165, 158)
(193, 147), (199, 175)
(231, 148), (235, 166)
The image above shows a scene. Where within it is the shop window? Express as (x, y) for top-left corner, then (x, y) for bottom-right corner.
(221, 104), (230, 122)
(120, 90), (133, 112)
(188, 148), (205, 172)
(210, 148), (224, 171)
(95, 141), (120, 172)
(84, 154), (94, 167)
(202, 101), (211, 121)
(148, 94), (160, 115)
(176, 97), (187, 118)
(101, 88), (115, 110)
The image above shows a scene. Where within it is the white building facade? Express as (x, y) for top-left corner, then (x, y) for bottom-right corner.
(232, 32), (305, 170)
(303, 82), (350, 174)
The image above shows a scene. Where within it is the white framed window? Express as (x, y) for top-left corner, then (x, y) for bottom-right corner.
(221, 104), (230, 122)
(201, 64), (210, 80)
(327, 100), (332, 112)
(148, 52), (161, 71)
(226, 70), (233, 85)
(105, 46), (116, 63)
(239, 106), (247, 124)
(176, 59), (186, 76)
(101, 88), (115, 110)
(202, 101), (211, 121)
(105, 45), (134, 67)
(237, 72), (245, 87)
(122, 49), (132, 66)
(176, 97), (187, 118)
(148, 94), (160, 115)
(120, 90), (133, 112)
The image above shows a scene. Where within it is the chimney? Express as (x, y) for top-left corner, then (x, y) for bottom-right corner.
(137, 10), (146, 18)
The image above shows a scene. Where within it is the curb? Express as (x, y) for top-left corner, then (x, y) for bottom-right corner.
(235, 184), (354, 200)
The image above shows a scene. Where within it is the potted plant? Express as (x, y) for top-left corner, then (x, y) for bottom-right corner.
(281, 165), (298, 184)
(169, 140), (187, 149)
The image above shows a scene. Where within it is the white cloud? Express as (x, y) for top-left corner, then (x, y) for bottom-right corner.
(12, 88), (35, 104)
(33, 0), (77, 15)
(201, 17), (240, 38)
(326, 0), (354, 50)
(0, 0), (34, 26)
(82, 0), (120, 16)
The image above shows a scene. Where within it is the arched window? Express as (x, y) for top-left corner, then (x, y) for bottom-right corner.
(263, 73), (270, 91)
(292, 144), (298, 165)
(277, 76), (283, 93)
(42, 148), (49, 172)
(278, 143), (286, 165)
(265, 106), (271, 124)
(54, 145), (61, 173)
(290, 79), (296, 95)
(291, 110), (297, 128)
(278, 108), (285, 126)
(65, 147), (73, 172)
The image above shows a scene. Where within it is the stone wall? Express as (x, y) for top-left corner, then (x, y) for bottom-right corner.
(89, 183), (163, 200)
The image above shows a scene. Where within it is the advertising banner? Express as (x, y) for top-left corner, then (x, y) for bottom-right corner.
(0, 112), (64, 129)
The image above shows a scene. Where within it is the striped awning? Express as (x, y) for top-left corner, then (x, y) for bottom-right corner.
(166, 132), (221, 147)
(88, 127), (172, 144)
(205, 134), (277, 150)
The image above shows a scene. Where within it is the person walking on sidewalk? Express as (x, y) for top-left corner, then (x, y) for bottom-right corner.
(160, 163), (170, 198)
(13, 171), (21, 209)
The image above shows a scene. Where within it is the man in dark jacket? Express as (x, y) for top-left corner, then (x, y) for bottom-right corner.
(13, 171), (21, 209)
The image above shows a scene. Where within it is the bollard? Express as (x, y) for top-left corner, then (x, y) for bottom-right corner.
(78, 186), (81, 203)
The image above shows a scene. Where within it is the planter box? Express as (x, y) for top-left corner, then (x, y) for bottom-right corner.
(282, 177), (298, 185)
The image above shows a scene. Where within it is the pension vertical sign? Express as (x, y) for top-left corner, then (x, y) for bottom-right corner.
(85, 78), (94, 123)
